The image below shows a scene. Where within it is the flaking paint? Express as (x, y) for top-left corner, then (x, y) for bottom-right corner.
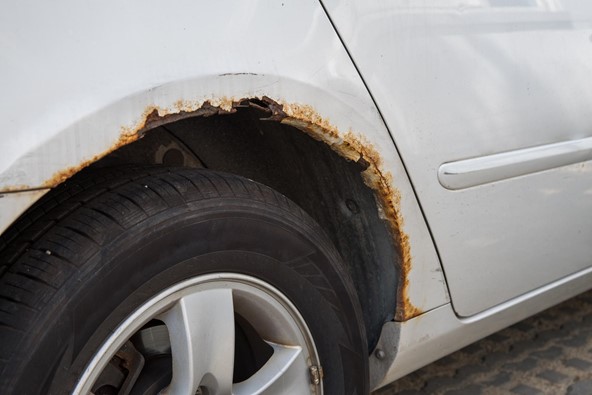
(40, 99), (237, 189)
(42, 132), (141, 188)
(37, 97), (420, 320)
(278, 102), (420, 320)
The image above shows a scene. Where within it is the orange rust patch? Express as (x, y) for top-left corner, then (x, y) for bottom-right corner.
(41, 105), (164, 188)
(43, 132), (141, 188)
(41, 100), (238, 189)
(36, 97), (420, 320)
(279, 102), (420, 321)
(0, 185), (33, 193)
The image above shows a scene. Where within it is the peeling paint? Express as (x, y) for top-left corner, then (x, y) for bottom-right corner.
(43, 131), (141, 188)
(360, 167), (419, 321)
(41, 99), (237, 189)
(0, 185), (34, 193)
(37, 96), (420, 320)
(276, 101), (420, 321)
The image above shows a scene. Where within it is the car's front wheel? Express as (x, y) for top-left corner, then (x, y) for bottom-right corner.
(0, 167), (368, 394)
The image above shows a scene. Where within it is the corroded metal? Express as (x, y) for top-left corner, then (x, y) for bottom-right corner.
(37, 97), (421, 320)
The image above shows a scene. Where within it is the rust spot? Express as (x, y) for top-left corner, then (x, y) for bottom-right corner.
(0, 185), (33, 193)
(276, 101), (421, 321)
(38, 96), (420, 320)
(43, 130), (141, 188)
(41, 99), (239, 189)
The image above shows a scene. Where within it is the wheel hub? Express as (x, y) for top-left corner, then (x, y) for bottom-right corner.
(75, 273), (322, 395)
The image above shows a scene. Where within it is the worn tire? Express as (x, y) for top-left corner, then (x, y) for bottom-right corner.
(0, 167), (368, 394)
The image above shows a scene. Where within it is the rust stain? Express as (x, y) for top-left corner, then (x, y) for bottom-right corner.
(43, 129), (141, 188)
(41, 99), (238, 189)
(0, 185), (33, 193)
(35, 96), (420, 320)
(277, 101), (421, 321)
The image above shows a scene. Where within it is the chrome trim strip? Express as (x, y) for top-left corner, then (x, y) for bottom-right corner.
(438, 136), (592, 190)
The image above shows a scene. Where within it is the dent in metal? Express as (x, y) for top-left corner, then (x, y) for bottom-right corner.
(439, 136), (592, 190)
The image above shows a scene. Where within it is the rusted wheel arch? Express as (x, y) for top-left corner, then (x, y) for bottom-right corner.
(17, 97), (413, 351)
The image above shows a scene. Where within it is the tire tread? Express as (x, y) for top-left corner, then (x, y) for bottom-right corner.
(0, 166), (366, 392)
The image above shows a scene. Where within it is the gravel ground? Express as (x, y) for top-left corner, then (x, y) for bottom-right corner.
(374, 290), (592, 395)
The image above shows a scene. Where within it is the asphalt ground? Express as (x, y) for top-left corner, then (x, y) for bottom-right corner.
(373, 290), (592, 395)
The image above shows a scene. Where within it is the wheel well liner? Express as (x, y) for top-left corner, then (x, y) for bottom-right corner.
(2, 97), (414, 351)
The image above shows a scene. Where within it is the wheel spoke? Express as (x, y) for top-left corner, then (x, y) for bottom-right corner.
(158, 288), (235, 395)
(233, 342), (310, 395)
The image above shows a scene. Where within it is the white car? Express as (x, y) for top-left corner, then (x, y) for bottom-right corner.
(1, 1), (591, 394)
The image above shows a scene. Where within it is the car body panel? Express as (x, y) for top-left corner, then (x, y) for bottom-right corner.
(0, 0), (448, 318)
(438, 136), (592, 190)
(378, 263), (592, 389)
(3, 0), (592, 389)
(322, 0), (592, 316)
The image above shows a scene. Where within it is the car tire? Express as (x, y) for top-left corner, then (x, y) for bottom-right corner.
(0, 167), (368, 395)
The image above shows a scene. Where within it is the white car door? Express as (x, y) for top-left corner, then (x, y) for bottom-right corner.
(323, 0), (592, 316)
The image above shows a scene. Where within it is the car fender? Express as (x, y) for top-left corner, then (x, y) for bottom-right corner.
(0, 0), (448, 326)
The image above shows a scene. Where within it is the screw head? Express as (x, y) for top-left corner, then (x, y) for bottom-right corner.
(345, 199), (359, 214)
(375, 349), (386, 360)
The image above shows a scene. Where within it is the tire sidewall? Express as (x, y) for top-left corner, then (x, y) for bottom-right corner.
(17, 197), (367, 394)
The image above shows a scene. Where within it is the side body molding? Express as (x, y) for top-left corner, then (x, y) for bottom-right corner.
(439, 136), (592, 190)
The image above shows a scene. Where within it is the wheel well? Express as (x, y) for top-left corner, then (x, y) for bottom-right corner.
(67, 102), (401, 351)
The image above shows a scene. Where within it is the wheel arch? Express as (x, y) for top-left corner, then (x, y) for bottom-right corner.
(1, 1), (450, 389)
(1, 74), (453, 372)
(0, 75), (411, 347)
